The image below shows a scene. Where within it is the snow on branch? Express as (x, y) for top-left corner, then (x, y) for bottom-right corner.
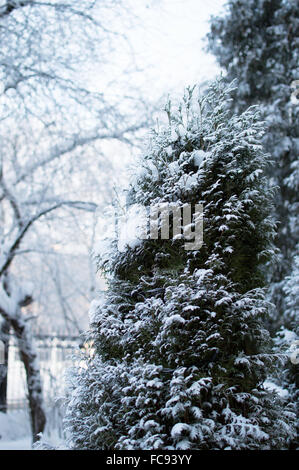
(0, 199), (98, 277)
(0, 1), (33, 19)
(0, 276), (33, 319)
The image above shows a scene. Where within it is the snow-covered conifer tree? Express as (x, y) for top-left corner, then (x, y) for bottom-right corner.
(65, 80), (295, 450)
(274, 246), (299, 448)
(208, 3), (299, 445)
(208, 0), (299, 330)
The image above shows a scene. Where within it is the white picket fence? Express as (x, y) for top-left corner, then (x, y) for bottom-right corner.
(7, 334), (80, 438)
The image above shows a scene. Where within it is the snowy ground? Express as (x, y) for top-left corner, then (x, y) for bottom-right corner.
(0, 410), (32, 450)
(0, 437), (32, 450)
(0, 410), (66, 450)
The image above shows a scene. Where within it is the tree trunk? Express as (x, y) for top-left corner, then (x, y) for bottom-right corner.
(0, 319), (10, 414)
(10, 313), (46, 443)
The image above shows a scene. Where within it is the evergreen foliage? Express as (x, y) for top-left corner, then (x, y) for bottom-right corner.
(208, 0), (299, 329)
(65, 80), (295, 450)
(274, 245), (299, 448)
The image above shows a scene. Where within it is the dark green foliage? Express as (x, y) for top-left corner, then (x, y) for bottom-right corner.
(208, 0), (299, 329)
(65, 80), (295, 449)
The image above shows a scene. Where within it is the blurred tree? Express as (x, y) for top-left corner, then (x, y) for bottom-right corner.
(208, 0), (299, 331)
(208, 2), (299, 448)
(0, 0), (154, 442)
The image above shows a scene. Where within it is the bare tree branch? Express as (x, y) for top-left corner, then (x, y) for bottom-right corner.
(0, 1), (32, 19)
(0, 200), (98, 277)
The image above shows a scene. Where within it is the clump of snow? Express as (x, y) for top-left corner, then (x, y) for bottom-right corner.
(169, 129), (178, 143)
(89, 297), (106, 325)
(118, 204), (148, 253)
(277, 328), (297, 344)
(171, 422), (190, 438)
(194, 269), (211, 283)
(165, 314), (185, 327)
(146, 378), (163, 389)
(131, 165), (148, 189)
(263, 380), (288, 398)
(178, 173), (198, 192)
(168, 161), (180, 175)
(0, 278), (34, 319)
(165, 146), (173, 157)
(192, 149), (210, 168)
(179, 151), (189, 160)
(94, 236), (112, 261)
(0, 283), (17, 317)
(176, 439), (191, 450)
(176, 124), (185, 138)
(147, 161), (159, 181)
(130, 159), (159, 187)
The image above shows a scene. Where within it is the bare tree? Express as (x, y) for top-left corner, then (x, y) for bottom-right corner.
(0, 0), (154, 443)
(0, 277), (46, 441)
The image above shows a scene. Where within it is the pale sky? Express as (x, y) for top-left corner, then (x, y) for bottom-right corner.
(96, 0), (227, 179)
(127, 0), (226, 98)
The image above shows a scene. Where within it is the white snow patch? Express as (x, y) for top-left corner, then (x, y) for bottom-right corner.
(147, 161), (159, 181)
(131, 165), (148, 188)
(278, 328), (297, 343)
(178, 173), (198, 192)
(165, 146), (173, 156)
(89, 297), (106, 325)
(169, 129), (178, 143)
(118, 204), (148, 252)
(194, 269), (211, 283)
(0, 437), (32, 450)
(168, 161), (180, 175)
(165, 314), (185, 327)
(0, 411), (31, 442)
(171, 422), (190, 438)
(192, 149), (210, 168)
(264, 380), (288, 398)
